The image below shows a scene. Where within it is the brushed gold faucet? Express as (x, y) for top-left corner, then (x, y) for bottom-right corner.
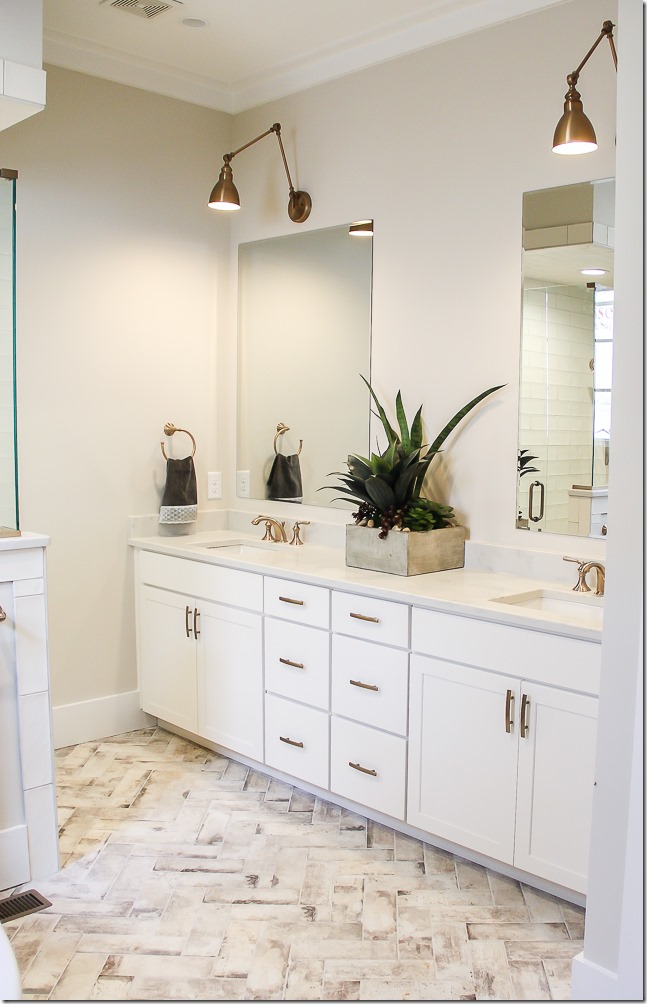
(251, 515), (287, 542)
(563, 556), (605, 595)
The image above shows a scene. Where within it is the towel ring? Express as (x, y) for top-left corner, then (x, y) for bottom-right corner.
(160, 422), (196, 460)
(274, 422), (302, 456)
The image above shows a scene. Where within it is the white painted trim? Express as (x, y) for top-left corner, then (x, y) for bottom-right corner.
(52, 690), (155, 749)
(571, 954), (620, 1001)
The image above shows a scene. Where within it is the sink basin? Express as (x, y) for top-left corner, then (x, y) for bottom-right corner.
(491, 588), (604, 628)
(197, 541), (279, 555)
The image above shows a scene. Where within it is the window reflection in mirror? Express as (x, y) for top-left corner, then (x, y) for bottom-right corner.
(517, 180), (614, 538)
(0, 172), (17, 530)
(236, 223), (373, 507)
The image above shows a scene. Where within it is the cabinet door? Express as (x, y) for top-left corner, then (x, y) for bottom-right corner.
(138, 585), (197, 732)
(515, 682), (598, 894)
(197, 600), (263, 761)
(407, 654), (518, 863)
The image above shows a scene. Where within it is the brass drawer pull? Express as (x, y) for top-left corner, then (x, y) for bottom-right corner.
(279, 596), (304, 606)
(0, 606), (6, 623)
(279, 657), (305, 669)
(350, 679), (379, 692)
(185, 605), (193, 638)
(505, 688), (514, 734)
(349, 612), (380, 623)
(349, 761), (378, 777)
(520, 693), (530, 738)
(193, 607), (200, 639)
(279, 736), (304, 748)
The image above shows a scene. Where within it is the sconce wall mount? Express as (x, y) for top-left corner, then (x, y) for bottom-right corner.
(208, 122), (312, 223)
(552, 19), (617, 155)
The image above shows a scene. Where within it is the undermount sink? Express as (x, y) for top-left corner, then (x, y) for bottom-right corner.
(198, 541), (279, 555)
(491, 588), (604, 627)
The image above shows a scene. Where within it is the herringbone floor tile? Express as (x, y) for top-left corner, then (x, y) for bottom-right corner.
(3, 728), (584, 1000)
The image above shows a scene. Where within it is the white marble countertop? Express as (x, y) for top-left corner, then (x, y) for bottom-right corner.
(0, 529), (49, 551)
(129, 527), (603, 643)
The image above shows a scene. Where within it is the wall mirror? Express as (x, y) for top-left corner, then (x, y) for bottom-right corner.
(236, 223), (373, 507)
(517, 179), (614, 538)
(0, 171), (18, 530)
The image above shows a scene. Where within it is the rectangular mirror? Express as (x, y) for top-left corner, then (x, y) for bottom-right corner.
(236, 223), (373, 507)
(517, 180), (614, 538)
(0, 171), (18, 530)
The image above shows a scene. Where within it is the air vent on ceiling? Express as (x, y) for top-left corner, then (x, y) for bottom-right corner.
(109, 0), (174, 18)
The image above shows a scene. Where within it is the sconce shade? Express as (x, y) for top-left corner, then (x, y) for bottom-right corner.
(552, 87), (598, 154)
(349, 219), (374, 236)
(208, 162), (240, 210)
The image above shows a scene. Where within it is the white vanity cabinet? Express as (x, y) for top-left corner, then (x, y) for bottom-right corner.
(135, 550), (263, 760)
(408, 607), (600, 894)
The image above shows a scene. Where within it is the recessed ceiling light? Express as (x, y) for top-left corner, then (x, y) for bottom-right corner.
(580, 268), (607, 276)
(182, 16), (207, 27)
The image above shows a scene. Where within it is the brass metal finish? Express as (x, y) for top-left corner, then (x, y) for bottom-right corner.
(251, 515), (288, 542)
(209, 122), (311, 223)
(279, 595), (304, 606)
(185, 605), (192, 638)
(349, 612), (380, 623)
(193, 608), (200, 639)
(279, 657), (305, 669)
(563, 555), (592, 592)
(274, 422), (302, 456)
(553, 20), (617, 155)
(349, 761), (378, 777)
(160, 422), (197, 459)
(279, 736), (304, 748)
(520, 693), (530, 738)
(350, 679), (379, 692)
(289, 520), (310, 545)
(349, 219), (374, 236)
(581, 560), (606, 596)
(0, 606), (6, 622)
(505, 688), (515, 734)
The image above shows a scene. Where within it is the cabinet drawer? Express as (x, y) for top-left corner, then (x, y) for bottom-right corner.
(265, 619), (330, 710)
(331, 635), (408, 735)
(137, 550), (262, 611)
(330, 716), (406, 820)
(411, 606), (601, 695)
(332, 591), (409, 648)
(264, 576), (329, 628)
(265, 693), (329, 789)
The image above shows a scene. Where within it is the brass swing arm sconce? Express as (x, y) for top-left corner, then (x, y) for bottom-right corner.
(208, 122), (312, 223)
(552, 19), (617, 155)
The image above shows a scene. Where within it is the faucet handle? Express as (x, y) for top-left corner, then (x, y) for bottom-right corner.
(563, 555), (585, 567)
(563, 556), (591, 592)
(289, 520), (310, 546)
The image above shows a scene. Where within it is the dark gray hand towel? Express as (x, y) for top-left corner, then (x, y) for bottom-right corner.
(160, 456), (198, 524)
(266, 453), (303, 503)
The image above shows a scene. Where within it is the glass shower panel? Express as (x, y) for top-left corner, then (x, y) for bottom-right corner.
(0, 173), (17, 530)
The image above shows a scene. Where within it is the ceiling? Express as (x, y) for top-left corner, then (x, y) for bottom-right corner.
(43, 0), (564, 113)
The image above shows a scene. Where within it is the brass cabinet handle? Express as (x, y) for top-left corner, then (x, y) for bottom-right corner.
(520, 693), (530, 738)
(279, 657), (305, 669)
(349, 612), (380, 623)
(505, 688), (514, 734)
(0, 606), (6, 623)
(279, 736), (304, 748)
(350, 679), (379, 692)
(193, 607), (200, 639)
(279, 596), (304, 606)
(185, 605), (193, 639)
(349, 761), (378, 777)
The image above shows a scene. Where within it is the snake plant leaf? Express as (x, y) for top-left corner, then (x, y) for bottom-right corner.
(409, 405), (424, 451)
(364, 475), (396, 510)
(427, 385), (505, 457)
(360, 374), (398, 447)
(395, 391), (411, 453)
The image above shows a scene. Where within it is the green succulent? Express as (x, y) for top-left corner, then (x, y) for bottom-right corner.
(322, 376), (504, 537)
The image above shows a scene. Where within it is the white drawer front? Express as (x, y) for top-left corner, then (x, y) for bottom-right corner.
(265, 693), (329, 789)
(332, 591), (409, 648)
(411, 606), (601, 696)
(265, 619), (330, 710)
(331, 635), (408, 735)
(264, 576), (330, 628)
(330, 716), (406, 820)
(137, 550), (263, 611)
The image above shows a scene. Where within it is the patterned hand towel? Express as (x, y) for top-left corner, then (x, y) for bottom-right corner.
(266, 453), (303, 503)
(159, 456), (198, 524)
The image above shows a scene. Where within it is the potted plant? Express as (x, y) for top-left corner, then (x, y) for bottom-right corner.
(322, 376), (504, 575)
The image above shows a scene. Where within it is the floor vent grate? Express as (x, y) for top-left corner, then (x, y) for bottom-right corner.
(0, 889), (52, 924)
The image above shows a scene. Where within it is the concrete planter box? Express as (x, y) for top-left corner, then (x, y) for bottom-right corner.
(345, 524), (468, 576)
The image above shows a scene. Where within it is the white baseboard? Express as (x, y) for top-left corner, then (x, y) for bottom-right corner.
(571, 953), (620, 1001)
(52, 690), (155, 748)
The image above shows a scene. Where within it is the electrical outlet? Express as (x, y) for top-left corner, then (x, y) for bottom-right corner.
(237, 470), (250, 497)
(207, 471), (222, 500)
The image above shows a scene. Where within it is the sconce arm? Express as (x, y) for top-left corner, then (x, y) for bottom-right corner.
(223, 123), (296, 193)
(568, 19), (617, 86)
